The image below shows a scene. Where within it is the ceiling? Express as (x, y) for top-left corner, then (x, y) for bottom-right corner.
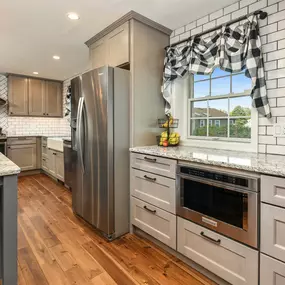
(0, 0), (237, 81)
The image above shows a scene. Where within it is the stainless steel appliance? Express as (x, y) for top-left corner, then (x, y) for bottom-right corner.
(70, 66), (130, 240)
(63, 139), (73, 189)
(177, 163), (260, 248)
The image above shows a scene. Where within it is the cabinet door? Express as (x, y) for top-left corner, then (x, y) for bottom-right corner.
(107, 22), (129, 67)
(55, 151), (64, 182)
(90, 39), (107, 69)
(260, 254), (285, 285)
(47, 148), (56, 176)
(28, 79), (45, 116)
(45, 81), (62, 117)
(261, 203), (285, 263)
(42, 157), (48, 172)
(7, 144), (37, 171)
(8, 76), (29, 116)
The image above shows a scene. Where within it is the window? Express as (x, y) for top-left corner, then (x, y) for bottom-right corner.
(188, 68), (253, 142)
(215, 120), (220, 127)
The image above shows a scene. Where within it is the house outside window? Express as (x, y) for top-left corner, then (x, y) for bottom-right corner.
(200, 120), (205, 127)
(215, 120), (220, 127)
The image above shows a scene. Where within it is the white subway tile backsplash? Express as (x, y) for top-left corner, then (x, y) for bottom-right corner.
(278, 39), (285, 49)
(278, 19), (285, 30)
(210, 9), (223, 21)
(268, 0), (282, 5)
(277, 137), (285, 145)
(224, 2), (239, 14)
(268, 10), (285, 24)
(260, 23), (278, 36)
(197, 15), (209, 26)
(267, 48), (285, 60)
(262, 42), (278, 53)
(217, 14), (231, 25)
(278, 77), (285, 87)
(259, 135), (277, 144)
(175, 26), (185, 36)
(259, 144), (267, 153)
(259, 126), (266, 135)
(203, 20), (216, 31)
(240, 0), (256, 8)
(279, 0), (285, 10)
(267, 87), (285, 97)
(186, 21), (196, 31)
(264, 4), (278, 15)
(267, 68), (285, 79)
(232, 7), (248, 19)
(190, 26), (203, 36)
(267, 79), (278, 88)
(265, 61), (277, 71)
(278, 58), (285, 68)
(249, 0), (267, 13)
(267, 145), (285, 154)
(271, 106), (285, 116)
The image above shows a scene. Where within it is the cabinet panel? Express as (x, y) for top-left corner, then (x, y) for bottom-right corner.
(7, 144), (37, 171)
(55, 152), (64, 182)
(261, 203), (285, 263)
(42, 157), (48, 172)
(131, 197), (176, 249)
(47, 148), (56, 176)
(261, 175), (285, 208)
(7, 137), (37, 145)
(260, 254), (285, 285)
(108, 22), (129, 67)
(90, 39), (107, 69)
(45, 81), (62, 117)
(130, 168), (176, 213)
(8, 76), (28, 116)
(177, 217), (258, 285)
(28, 79), (45, 116)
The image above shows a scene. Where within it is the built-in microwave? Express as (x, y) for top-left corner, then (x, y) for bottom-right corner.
(177, 162), (260, 248)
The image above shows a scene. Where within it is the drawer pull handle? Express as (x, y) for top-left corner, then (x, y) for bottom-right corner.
(143, 205), (156, 214)
(200, 231), (221, 245)
(144, 157), (156, 163)
(144, 175), (156, 182)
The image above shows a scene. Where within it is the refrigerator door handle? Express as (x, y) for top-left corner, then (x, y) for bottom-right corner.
(77, 97), (85, 173)
(75, 97), (83, 151)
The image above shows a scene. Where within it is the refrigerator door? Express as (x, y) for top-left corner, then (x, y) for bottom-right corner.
(80, 66), (114, 236)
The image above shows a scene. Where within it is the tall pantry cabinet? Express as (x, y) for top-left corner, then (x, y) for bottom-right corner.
(85, 11), (172, 147)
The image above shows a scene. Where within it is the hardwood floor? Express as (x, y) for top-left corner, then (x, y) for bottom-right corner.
(17, 174), (217, 285)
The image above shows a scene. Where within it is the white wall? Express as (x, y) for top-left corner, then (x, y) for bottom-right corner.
(170, 0), (285, 155)
(0, 75), (71, 137)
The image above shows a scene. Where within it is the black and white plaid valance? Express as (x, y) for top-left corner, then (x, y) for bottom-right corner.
(163, 15), (271, 118)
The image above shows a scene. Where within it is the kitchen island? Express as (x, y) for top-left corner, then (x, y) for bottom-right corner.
(0, 153), (20, 285)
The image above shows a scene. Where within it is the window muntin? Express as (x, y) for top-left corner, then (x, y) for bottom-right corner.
(189, 69), (252, 141)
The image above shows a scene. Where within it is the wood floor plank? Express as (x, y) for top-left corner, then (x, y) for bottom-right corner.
(17, 174), (217, 285)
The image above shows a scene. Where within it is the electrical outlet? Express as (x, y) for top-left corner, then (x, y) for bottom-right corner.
(273, 124), (285, 137)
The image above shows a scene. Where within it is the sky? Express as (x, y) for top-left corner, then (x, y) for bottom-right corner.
(193, 68), (252, 116)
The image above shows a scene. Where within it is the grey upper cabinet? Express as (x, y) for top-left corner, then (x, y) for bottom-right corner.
(89, 22), (129, 69)
(107, 22), (129, 67)
(45, 81), (62, 117)
(8, 75), (62, 117)
(8, 75), (29, 116)
(28, 78), (45, 116)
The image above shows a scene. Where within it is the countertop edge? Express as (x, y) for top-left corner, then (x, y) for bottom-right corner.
(129, 148), (285, 178)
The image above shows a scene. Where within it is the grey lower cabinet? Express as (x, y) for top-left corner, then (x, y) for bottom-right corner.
(7, 137), (38, 171)
(7, 144), (37, 171)
(45, 147), (64, 182)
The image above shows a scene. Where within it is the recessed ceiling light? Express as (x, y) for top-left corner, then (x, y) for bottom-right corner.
(67, 12), (80, 20)
(53, 55), (60, 60)
(33, 72), (39, 75)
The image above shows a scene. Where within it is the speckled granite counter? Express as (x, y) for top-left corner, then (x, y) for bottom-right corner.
(130, 145), (285, 177)
(0, 153), (21, 176)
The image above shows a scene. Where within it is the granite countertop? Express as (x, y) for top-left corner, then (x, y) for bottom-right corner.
(0, 153), (21, 176)
(130, 145), (285, 177)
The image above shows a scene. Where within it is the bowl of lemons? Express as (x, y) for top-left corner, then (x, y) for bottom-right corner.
(157, 131), (180, 147)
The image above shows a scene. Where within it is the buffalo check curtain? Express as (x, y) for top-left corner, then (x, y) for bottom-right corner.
(163, 15), (271, 118)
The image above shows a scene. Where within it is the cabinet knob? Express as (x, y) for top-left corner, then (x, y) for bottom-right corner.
(46, 113), (49, 116)
(7, 146), (10, 149)
(43, 113), (45, 115)
(10, 112), (13, 114)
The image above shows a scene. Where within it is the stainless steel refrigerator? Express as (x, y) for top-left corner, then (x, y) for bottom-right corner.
(70, 66), (130, 240)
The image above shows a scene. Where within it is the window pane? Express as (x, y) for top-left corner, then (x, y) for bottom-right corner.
(211, 77), (231, 96)
(194, 74), (210, 81)
(194, 80), (210, 98)
(209, 99), (228, 117)
(232, 74), (252, 94)
(211, 68), (229, 78)
(230, 96), (251, 117)
(191, 101), (207, 118)
(191, 119), (207, 136)
(209, 119), (228, 137)
(230, 118), (251, 139)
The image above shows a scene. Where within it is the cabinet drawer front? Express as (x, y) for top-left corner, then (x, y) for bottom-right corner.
(131, 197), (176, 249)
(261, 175), (285, 208)
(42, 144), (47, 157)
(42, 157), (48, 171)
(177, 217), (258, 285)
(131, 153), (176, 179)
(261, 203), (285, 263)
(131, 168), (176, 214)
(260, 254), (285, 285)
(7, 137), (36, 145)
